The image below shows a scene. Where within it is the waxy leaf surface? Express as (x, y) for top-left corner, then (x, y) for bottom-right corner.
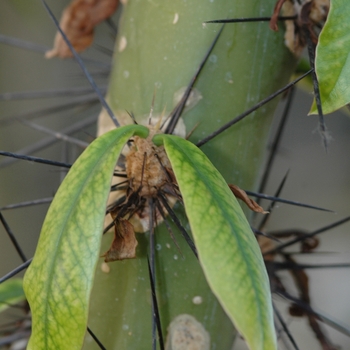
(310, 0), (350, 114)
(0, 279), (25, 313)
(23, 124), (148, 350)
(153, 134), (276, 350)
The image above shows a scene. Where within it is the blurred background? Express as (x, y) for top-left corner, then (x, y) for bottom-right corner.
(1, 1), (350, 349)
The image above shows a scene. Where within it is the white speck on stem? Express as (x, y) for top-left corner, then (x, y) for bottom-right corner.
(192, 296), (203, 305)
(101, 262), (110, 273)
(118, 36), (127, 52)
(123, 70), (130, 79)
(209, 54), (217, 63)
(173, 13), (179, 24)
(225, 71), (234, 84)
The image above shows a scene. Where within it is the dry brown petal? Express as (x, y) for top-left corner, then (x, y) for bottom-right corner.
(228, 184), (268, 214)
(102, 218), (138, 262)
(310, 0), (330, 24)
(281, 0), (305, 57)
(270, 0), (329, 57)
(46, 0), (119, 58)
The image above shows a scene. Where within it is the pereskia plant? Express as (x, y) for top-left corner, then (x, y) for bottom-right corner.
(2, 0), (350, 349)
(23, 123), (276, 350)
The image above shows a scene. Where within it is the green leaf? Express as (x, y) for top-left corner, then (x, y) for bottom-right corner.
(23, 124), (149, 350)
(0, 279), (25, 313)
(153, 134), (276, 350)
(310, 0), (350, 114)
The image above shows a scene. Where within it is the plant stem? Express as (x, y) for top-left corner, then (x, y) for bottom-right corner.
(86, 0), (297, 348)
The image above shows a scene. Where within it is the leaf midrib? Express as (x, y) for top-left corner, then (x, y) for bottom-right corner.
(164, 136), (266, 347)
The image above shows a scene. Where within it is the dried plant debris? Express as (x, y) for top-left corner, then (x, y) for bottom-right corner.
(46, 0), (119, 58)
(271, 0), (330, 56)
(284, 254), (338, 350)
(104, 136), (268, 263)
(126, 131), (173, 198)
(102, 218), (137, 261)
(103, 123), (181, 261)
(228, 184), (268, 214)
(309, 0), (330, 24)
(165, 314), (210, 350)
(270, 0), (288, 32)
(262, 227), (341, 350)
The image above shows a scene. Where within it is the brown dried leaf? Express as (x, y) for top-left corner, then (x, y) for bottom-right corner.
(285, 255), (337, 350)
(46, 0), (119, 58)
(281, 0), (305, 57)
(282, 0), (329, 57)
(269, 0), (287, 31)
(289, 303), (305, 317)
(228, 184), (268, 214)
(301, 236), (319, 252)
(258, 236), (276, 261)
(300, 1), (319, 44)
(309, 0), (330, 24)
(102, 218), (138, 262)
